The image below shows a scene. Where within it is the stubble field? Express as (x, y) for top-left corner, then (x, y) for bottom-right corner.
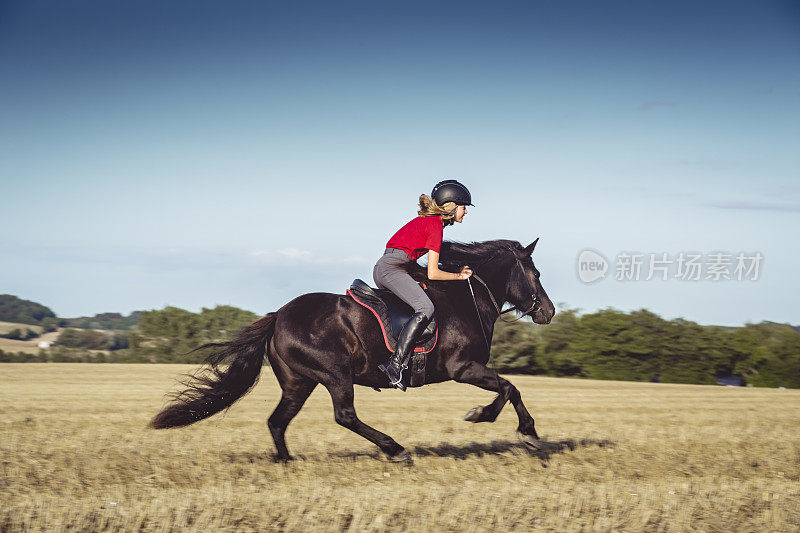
(0, 322), (55, 355)
(1, 363), (798, 532)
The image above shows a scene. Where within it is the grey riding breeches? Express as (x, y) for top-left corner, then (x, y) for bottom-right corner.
(372, 248), (435, 319)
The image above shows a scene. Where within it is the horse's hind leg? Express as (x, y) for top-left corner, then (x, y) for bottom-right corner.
(325, 381), (409, 461)
(268, 377), (316, 461)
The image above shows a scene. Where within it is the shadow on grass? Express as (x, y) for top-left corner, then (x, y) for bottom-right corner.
(415, 438), (613, 461)
(331, 438), (614, 462)
(221, 451), (275, 464)
(221, 439), (614, 464)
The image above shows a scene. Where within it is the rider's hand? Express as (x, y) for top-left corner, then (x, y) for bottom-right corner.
(458, 266), (473, 280)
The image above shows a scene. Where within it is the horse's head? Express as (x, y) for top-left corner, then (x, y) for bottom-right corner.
(438, 238), (556, 325)
(506, 239), (556, 325)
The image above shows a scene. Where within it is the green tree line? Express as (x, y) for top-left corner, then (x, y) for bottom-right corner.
(2, 303), (798, 388)
(60, 311), (143, 330)
(491, 308), (800, 388)
(0, 305), (257, 364)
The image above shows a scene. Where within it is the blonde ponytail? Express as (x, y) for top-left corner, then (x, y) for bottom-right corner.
(417, 194), (457, 222)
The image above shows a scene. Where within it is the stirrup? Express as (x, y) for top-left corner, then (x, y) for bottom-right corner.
(378, 362), (407, 392)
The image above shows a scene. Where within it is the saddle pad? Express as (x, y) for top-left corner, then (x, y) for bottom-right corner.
(346, 290), (438, 354)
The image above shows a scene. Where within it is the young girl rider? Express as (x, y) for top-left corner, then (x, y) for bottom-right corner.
(374, 180), (473, 389)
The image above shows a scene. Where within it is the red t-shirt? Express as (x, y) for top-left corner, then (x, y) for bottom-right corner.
(386, 216), (444, 261)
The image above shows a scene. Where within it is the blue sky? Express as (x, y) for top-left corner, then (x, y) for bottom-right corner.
(1, 0), (798, 326)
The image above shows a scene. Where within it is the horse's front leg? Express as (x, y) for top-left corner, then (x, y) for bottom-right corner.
(449, 361), (541, 447)
(462, 391), (506, 423)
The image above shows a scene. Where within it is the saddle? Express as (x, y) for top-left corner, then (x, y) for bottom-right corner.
(347, 279), (438, 387)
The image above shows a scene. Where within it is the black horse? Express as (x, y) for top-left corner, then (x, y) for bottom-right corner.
(150, 238), (555, 461)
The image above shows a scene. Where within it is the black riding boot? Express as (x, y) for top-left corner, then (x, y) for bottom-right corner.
(379, 312), (431, 391)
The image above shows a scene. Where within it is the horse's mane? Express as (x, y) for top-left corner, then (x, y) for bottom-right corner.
(439, 239), (523, 270)
(404, 239), (524, 283)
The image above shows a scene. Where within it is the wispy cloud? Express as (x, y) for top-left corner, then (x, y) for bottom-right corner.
(0, 243), (370, 270)
(761, 185), (800, 198)
(674, 156), (738, 170)
(639, 100), (676, 111)
(710, 201), (800, 213)
(249, 248), (368, 265)
(753, 87), (775, 95)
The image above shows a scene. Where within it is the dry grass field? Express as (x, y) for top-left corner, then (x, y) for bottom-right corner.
(0, 322), (43, 335)
(1, 364), (798, 532)
(0, 322), (58, 355)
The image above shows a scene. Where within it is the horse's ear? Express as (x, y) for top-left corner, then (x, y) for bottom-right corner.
(524, 238), (539, 255)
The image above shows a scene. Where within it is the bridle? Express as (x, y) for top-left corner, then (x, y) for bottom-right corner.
(467, 249), (541, 324)
(464, 248), (542, 380)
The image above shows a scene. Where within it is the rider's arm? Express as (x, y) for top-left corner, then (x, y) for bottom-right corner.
(427, 250), (472, 281)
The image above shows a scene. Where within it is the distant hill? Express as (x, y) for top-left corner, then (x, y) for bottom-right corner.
(0, 295), (56, 325)
(0, 295), (142, 330)
(760, 320), (800, 335)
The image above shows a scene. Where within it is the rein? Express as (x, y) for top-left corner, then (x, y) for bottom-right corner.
(466, 275), (502, 393)
(465, 252), (541, 354)
(459, 247), (542, 396)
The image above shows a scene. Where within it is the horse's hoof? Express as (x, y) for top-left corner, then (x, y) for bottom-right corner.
(463, 406), (483, 422)
(517, 431), (543, 450)
(388, 449), (412, 462)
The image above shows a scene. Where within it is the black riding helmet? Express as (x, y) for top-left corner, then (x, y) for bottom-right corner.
(431, 179), (474, 207)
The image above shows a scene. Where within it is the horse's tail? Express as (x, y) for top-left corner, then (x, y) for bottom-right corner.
(149, 313), (277, 429)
